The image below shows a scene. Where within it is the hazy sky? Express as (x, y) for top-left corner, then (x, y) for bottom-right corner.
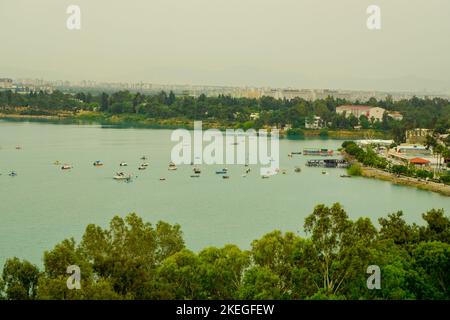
(1, 0), (449, 92)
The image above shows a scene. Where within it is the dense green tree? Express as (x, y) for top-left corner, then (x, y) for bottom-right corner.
(1, 258), (40, 300)
(303, 203), (377, 295)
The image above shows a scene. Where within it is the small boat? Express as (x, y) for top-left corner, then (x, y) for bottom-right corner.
(141, 163), (149, 167)
(159, 178), (166, 181)
(9, 171), (17, 177)
(190, 174), (200, 178)
(113, 172), (131, 180)
(193, 167), (201, 174)
(141, 156), (148, 160)
(93, 161), (104, 167)
(138, 165), (147, 170)
(244, 163), (249, 167)
(261, 175), (270, 179)
(294, 167), (301, 173)
(15, 146), (22, 150)
(282, 170), (287, 175)
(340, 174), (351, 178)
(168, 162), (177, 171)
(242, 174), (247, 178)
(61, 165), (72, 170)
(245, 168), (251, 174)
(216, 170), (227, 174)
(119, 162), (128, 167)
(291, 152), (302, 155)
(322, 171), (328, 175)
(53, 161), (62, 165)
(222, 175), (230, 179)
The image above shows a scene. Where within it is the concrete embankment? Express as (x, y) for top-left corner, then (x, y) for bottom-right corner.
(360, 166), (450, 197)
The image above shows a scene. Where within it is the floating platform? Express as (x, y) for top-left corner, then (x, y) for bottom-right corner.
(303, 148), (334, 156)
(306, 159), (349, 168)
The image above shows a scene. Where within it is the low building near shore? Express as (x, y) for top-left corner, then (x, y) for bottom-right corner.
(409, 157), (431, 167)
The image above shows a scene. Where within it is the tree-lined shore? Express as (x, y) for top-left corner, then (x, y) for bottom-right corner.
(1, 204), (449, 300)
(1, 90), (449, 141)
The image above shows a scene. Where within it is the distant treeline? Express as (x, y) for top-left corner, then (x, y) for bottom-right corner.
(1, 90), (449, 141)
(1, 203), (449, 300)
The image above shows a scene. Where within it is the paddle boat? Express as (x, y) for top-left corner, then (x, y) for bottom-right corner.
(93, 160), (104, 167)
(168, 162), (177, 170)
(113, 172), (132, 181)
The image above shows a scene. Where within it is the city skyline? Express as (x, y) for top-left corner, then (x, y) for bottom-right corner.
(1, 0), (450, 93)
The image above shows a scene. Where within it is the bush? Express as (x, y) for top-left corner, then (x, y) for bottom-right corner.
(440, 174), (450, 185)
(392, 165), (409, 175)
(286, 128), (304, 138)
(347, 163), (362, 176)
(416, 170), (433, 180)
(319, 129), (329, 137)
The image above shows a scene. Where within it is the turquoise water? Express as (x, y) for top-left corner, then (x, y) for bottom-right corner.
(0, 121), (449, 267)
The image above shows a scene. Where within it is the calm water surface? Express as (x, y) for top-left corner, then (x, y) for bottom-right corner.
(0, 121), (449, 266)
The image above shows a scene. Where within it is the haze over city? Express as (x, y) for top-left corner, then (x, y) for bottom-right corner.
(1, 0), (450, 93)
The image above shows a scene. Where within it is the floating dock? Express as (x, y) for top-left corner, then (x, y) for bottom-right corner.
(306, 159), (349, 168)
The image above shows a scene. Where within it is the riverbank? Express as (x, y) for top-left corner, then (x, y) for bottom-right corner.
(361, 166), (450, 197)
(342, 151), (450, 197)
(0, 111), (389, 139)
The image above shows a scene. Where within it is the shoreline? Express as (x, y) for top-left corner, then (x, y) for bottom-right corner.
(342, 151), (450, 197)
(0, 112), (389, 139)
(360, 166), (450, 197)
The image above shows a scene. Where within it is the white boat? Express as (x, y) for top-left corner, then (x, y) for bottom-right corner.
(119, 162), (128, 167)
(141, 163), (149, 167)
(61, 165), (72, 170)
(138, 165), (147, 170)
(168, 162), (177, 170)
(113, 172), (132, 180)
(193, 167), (201, 174)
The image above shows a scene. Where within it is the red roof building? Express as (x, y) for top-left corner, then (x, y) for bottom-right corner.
(409, 157), (431, 165)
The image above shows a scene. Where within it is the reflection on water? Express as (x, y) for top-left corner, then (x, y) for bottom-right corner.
(0, 120), (449, 267)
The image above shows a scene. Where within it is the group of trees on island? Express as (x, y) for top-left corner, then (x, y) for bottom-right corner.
(0, 90), (449, 141)
(1, 203), (449, 300)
